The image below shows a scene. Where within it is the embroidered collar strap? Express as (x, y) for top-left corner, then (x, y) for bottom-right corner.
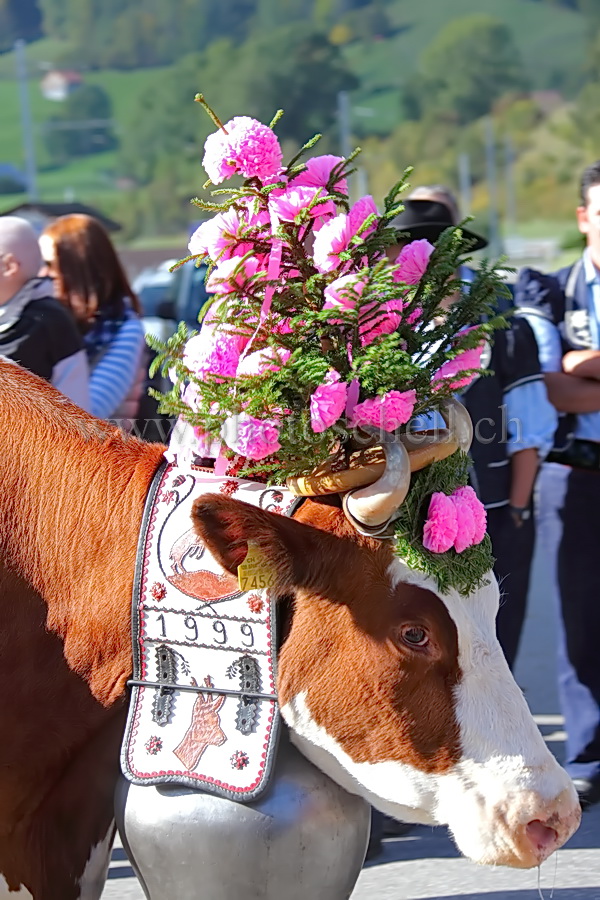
(121, 461), (298, 801)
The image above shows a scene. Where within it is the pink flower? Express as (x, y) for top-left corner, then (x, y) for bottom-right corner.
(452, 486), (486, 545)
(312, 195), (378, 273)
(269, 185), (334, 222)
(237, 347), (291, 377)
(188, 208), (252, 262)
(183, 329), (241, 381)
(348, 195), (378, 237)
(422, 492), (459, 554)
(201, 129), (233, 185)
(203, 117), (283, 184)
(294, 155), (348, 195)
(349, 389), (417, 432)
(313, 214), (354, 273)
(433, 345), (485, 391)
(222, 413), (281, 460)
(200, 302), (251, 354)
(451, 495), (477, 553)
(324, 273), (367, 310)
(324, 275), (401, 345)
(362, 298), (405, 344)
(393, 239), (435, 285)
(206, 256), (264, 293)
(310, 370), (348, 433)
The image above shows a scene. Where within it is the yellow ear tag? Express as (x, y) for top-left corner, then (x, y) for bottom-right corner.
(238, 542), (277, 593)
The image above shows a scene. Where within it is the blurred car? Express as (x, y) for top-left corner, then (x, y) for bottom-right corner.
(132, 258), (209, 442)
(134, 258), (209, 343)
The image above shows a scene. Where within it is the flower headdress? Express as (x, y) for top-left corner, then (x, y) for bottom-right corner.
(151, 96), (504, 594)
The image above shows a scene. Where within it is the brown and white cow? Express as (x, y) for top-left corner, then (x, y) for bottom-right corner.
(0, 360), (580, 899)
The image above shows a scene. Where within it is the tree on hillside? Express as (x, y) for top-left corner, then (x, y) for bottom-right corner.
(407, 15), (528, 125)
(238, 23), (359, 142)
(119, 25), (357, 188)
(0, 0), (42, 50)
(44, 84), (117, 166)
(38, 0), (262, 69)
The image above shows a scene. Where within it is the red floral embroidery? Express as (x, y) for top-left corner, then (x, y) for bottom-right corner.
(271, 505), (283, 515)
(150, 582), (167, 602)
(247, 594), (264, 614)
(220, 478), (240, 496)
(231, 750), (250, 770)
(145, 735), (163, 755)
(172, 474), (186, 488)
(163, 490), (177, 504)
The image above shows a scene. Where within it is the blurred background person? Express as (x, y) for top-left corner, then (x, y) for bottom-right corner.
(0, 216), (90, 409)
(391, 189), (557, 670)
(39, 214), (147, 431)
(514, 160), (600, 809)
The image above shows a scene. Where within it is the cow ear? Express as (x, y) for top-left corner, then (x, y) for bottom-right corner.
(191, 494), (341, 592)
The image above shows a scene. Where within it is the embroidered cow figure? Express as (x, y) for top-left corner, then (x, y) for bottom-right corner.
(0, 361), (581, 899)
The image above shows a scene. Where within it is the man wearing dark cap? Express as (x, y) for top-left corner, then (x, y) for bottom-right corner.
(392, 187), (556, 670)
(514, 161), (600, 809)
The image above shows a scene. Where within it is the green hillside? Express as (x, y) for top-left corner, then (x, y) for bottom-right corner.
(0, 0), (593, 238)
(347, 0), (585, 133)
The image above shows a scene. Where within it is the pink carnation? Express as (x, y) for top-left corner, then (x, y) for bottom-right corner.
(348, 195), (378, 236)
(323, 273), (367, 311)
(310, 370), (348, 433)
(269, 185), (334, 222)
(237, 347), (291, 377)
(324, 275), (402, 346)
(183, 330), (241, 381)
(452, 486), (487, 545)
(294, 155), (348, 195)
(451, 495), (477, 553)
(206, 256), (263, 294)
(203, 117), (283, 184)
(393, 239), (435, 285)
(433, 345), (485, 391)
(188, 208), (252, 262)
(422, 492), (459, 554)
(222, 413), (281, 460)
(312, 195), (378, 273)
(349, 389), (416, 433)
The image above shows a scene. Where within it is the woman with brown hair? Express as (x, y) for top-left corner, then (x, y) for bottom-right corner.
(39, 214), (147, 428)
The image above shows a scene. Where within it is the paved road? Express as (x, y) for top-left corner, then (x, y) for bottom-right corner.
(102, 544), (600, 899)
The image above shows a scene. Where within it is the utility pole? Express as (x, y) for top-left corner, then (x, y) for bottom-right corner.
(504, 134), (517, 235)
(337, 90), (352, 159)
(14, 39), (38, 202)
(458, 152), (471, 218)
(337, 90), (356, 202)
(485, 116), (500, 257)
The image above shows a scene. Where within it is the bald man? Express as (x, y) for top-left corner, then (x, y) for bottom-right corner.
(0, 216), (90, 409)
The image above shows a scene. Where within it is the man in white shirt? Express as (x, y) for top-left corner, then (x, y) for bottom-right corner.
(515, 160), (600, 808)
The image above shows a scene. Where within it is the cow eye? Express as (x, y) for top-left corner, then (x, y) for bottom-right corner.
(400, 625), (429, 648)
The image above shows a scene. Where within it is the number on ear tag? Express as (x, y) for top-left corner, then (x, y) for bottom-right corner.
(238, 542), (277, 593)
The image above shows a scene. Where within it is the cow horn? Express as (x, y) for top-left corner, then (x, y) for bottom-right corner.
(343, 429), (411, 535)
(440, 397), (473, 453)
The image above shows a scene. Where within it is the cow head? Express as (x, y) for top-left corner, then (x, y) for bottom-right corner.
(192, 493), (580, 870)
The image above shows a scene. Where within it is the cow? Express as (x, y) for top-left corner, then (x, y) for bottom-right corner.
(0, 359), (580, 899)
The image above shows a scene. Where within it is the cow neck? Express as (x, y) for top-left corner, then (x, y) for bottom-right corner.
(0, 363), (165, 704)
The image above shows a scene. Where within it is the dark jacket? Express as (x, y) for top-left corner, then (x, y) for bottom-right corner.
(0, 278), (90, 409)
(461, 307), (545, 508)
(513, 261), (586, 451)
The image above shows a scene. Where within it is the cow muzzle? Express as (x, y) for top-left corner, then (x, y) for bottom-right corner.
(447, 781), (581, 868)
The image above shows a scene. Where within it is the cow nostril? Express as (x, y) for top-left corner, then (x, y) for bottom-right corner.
(525, 819), (559, 855)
